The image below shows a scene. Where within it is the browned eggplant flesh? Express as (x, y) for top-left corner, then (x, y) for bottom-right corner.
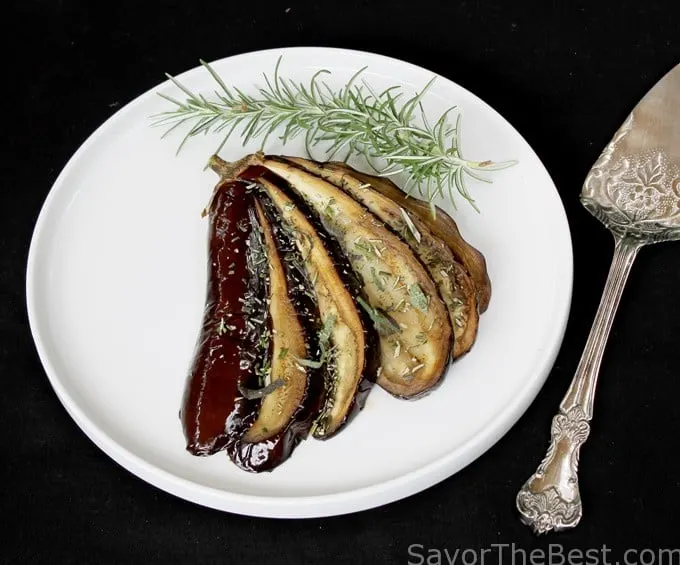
(255, 175), (375, 438)
(181, 151), (491, 471)
(285, 157), (479, 359)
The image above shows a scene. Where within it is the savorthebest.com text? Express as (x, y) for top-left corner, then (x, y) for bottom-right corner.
(407, 544), (680, 565)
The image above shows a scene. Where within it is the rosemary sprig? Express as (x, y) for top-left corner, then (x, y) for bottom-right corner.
(152, 58), (517, 213)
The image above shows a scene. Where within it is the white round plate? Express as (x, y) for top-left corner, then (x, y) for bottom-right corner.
(26, 47), (572, 518)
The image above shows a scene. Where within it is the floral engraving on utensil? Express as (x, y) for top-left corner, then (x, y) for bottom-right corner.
(516, 406), (590, 534)
(581, 114), (680, 241)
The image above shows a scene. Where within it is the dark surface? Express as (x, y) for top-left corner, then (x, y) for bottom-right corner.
(3, 0), (680, 562)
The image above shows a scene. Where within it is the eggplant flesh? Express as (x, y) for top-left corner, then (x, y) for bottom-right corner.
(256, 175), (373, 438)
(327, 162), (491, 314)
(286, 156), (479, 359)
(181, 181), (266, 455)
(242, 200), (311, 442)
(261, 157), (452, 399)
(226, 199), (321, 471)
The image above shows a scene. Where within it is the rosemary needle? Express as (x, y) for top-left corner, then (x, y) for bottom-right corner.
(151, 57), (517, 213)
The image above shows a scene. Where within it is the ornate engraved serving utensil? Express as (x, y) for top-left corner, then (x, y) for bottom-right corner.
(516, 63), (680, 534)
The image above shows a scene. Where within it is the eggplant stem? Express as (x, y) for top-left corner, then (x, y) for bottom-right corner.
(207, 152), (264, 179)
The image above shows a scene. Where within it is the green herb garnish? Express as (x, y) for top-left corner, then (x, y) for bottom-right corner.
(293, 313), (337, 369)
(319, 313), (337, 347)
(237, 379), (284, 400)
(399, 208), (421, 243)
(153, 58), (517, 213)
(357, 296), (401, 336)
(371, 267), (385, 291)
(353, 239), (375, 259)
(324, 198), (337, 218)
(408, 283), (429, 312)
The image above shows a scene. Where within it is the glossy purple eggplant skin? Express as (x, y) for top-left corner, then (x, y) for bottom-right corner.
(226, 197), (324, 472)
(180, 180), (264, 455)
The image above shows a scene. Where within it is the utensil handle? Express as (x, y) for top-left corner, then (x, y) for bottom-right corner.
(516, 236), (641, 534)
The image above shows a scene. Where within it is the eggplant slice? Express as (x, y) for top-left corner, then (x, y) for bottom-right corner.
(260, 157), (452, 399)
(256, 176), (373, 438)
(241, 199), (310, 443)
(326, 161), (492, 314)
(285, 156), (479, 359)
(181, 182), (266, 455)
(226, 199), (321, 471)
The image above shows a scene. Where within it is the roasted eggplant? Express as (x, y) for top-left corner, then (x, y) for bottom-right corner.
(326, 162), (492, 314)
(256, 175), (374, 437)
(259, 157), (452, 398)
(183, 150), (492, 472)
(181, 181), (265, 455)
(285, 156), (479, 359)
(226, 199), (320, 471)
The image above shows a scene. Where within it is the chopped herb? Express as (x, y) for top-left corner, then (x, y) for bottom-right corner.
(399, 207), (422, 243)
(408, 283), (430, 312)
(354, 240), (375, 258)
(278, 347), (289, 360)
(415, 332), (428, 345)
(324, 197), (337, 218)
(215, 318), (236, 335)
(257, 328), (271, 350)
(357, 296), (401, 336)
(370, 267), (385, 291)
(293, 313), (337, 370)
(393, 340), (402, 358)
(319, 313), (337, 346)
(295, 357), (323, 369)
(237, 379), (284, 400)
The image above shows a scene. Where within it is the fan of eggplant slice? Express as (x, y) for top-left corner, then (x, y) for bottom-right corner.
(180, 152), (491, 472)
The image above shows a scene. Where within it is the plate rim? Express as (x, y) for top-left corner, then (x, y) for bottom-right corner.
(26, 46), (573, 518)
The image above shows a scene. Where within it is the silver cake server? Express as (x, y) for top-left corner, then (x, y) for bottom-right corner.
(516, 63), (680, 534)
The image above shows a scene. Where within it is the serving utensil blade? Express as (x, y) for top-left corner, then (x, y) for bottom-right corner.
(581, 63), (680, 242)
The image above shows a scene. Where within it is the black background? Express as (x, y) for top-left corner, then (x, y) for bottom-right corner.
(3, 0), (680, 563)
